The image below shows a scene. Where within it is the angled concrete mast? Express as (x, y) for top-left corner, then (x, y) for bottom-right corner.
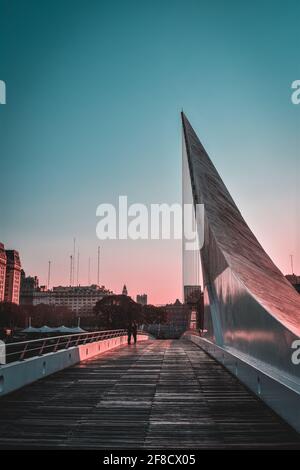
(181, 111), (300, 375)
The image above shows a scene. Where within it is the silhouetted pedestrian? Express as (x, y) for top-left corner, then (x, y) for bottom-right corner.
(132, 321), (137, 344)
(127, 322), (132, 345)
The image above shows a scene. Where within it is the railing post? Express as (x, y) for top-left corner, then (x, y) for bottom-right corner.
(89, 333), (96, 343)
(83, 334), (91, 345)
(53, 337), (60, 352)
(65, 336), (72, 349)
(38, 340), (46, 356)
(19, 342), (29, 361)
(6, 329), (129, 365)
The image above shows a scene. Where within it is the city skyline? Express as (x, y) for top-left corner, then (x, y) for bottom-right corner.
(0, 0), (299, 304)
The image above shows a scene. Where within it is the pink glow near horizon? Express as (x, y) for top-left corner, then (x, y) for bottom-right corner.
(5, 191), (299, 306)
(14, 225), (299, 306)
(18, 238), (183, 305)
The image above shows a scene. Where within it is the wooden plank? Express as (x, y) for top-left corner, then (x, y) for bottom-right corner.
(0, 340), (299, 449)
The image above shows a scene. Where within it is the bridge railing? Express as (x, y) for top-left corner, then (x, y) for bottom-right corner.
(4, 329), (128, 364)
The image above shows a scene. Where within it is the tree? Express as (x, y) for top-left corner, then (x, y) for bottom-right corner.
(0, 302), (74, 329)
(142, 304), (167, 324)
(94, 295), (167, 329)
(27, 304), (74, 327)
(0, 302), (24, 328)
(94, 295), (142, 329)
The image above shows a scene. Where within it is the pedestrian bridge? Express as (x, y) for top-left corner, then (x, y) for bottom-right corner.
(0, 338), (300, 449)
(1, 113), (300, 449)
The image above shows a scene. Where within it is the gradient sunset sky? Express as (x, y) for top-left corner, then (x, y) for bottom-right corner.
(0, 0), (299, 304)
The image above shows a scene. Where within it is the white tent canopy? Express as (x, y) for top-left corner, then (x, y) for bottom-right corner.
(55, 325), (86, 334)
(56, 325), (73, 334)
(22, 324), (86, 334)
(68, 326), (86, 333)
(22, 326), (41, 333)
(39, 325), (58, 334)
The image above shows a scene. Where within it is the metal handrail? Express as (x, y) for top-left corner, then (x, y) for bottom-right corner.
(4, 329), (128, 364)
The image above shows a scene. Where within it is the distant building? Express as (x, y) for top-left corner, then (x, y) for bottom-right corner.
(20, 270), (39, 305)
(4, 249), (22, 304)
(165, 299), (190, 330)
(184, 285), (202, 304)
(0, 243), (7, 301)
(286, 274), (300, 294)
(122, 284), (128, 296)
(136, 294), (147, 305)
(32, 285), (113, 316)
(188, 307), (198, 330)
(183, 285), (204, 329)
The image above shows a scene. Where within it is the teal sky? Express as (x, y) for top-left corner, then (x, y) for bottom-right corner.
(0, 0), (299, 303)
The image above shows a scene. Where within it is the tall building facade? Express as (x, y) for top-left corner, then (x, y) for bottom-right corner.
(31, 285), (113, 316)
(20, 270), (40, 305)
(184, 285), (202, 304)
(165, 299), (190, 329)
(136, 294), (147, 305)
(0, 243), (7, 301)
(4, 250), (22, 304)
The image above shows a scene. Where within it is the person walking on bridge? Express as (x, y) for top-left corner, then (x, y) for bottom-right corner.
(132, 321), (137, 344)
(127, 322), (133, 345)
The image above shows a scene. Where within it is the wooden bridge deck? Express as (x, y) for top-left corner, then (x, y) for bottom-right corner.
(0, 339), (299, 449)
